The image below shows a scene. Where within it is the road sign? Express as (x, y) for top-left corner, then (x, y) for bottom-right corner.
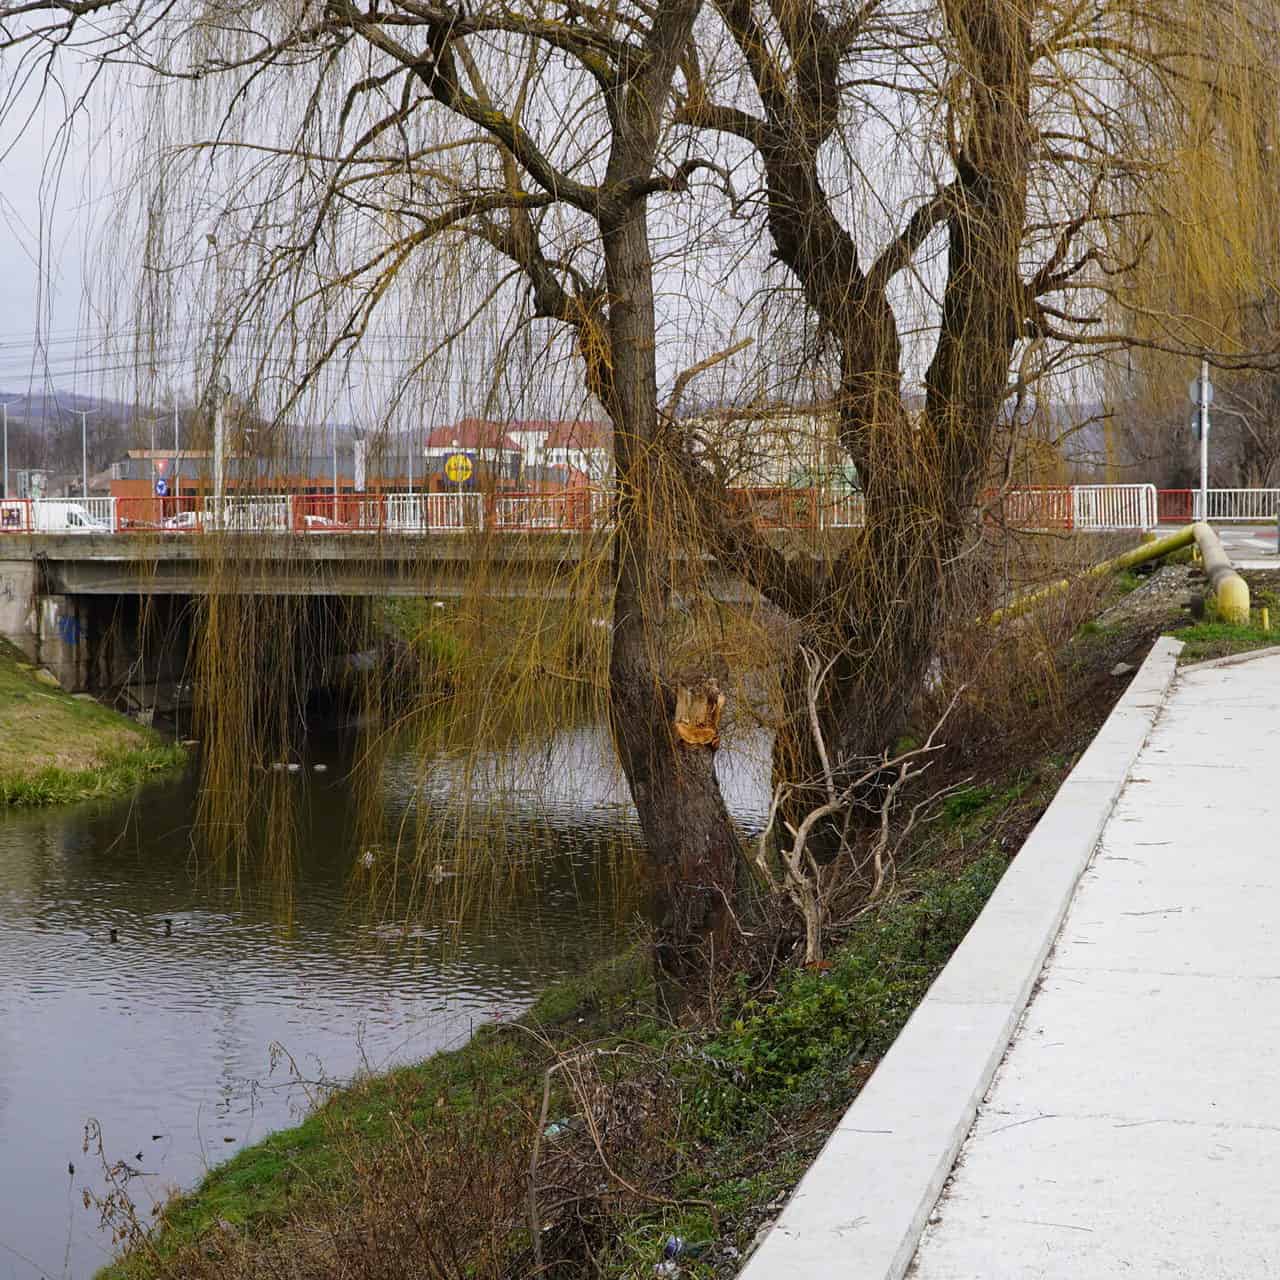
(154, 478), (169, 497)
(1188, 376), (1214, 405)
(443, 452), (473, 485)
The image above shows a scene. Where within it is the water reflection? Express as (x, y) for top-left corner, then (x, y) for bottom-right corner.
(0, 722), (770, 1279)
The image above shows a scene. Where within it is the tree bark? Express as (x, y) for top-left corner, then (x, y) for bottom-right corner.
(601, 205), (740, 982)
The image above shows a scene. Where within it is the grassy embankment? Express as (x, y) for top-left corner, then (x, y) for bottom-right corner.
(96, 737), (1102, 1277)
(0, 640), (185, 806)
(99, 847), (1019, 1279)
(1084, 565), (1280, 664)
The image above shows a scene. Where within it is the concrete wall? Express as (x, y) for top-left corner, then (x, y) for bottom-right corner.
(0, 547), (198, 695)
(0, 555), (38, 662)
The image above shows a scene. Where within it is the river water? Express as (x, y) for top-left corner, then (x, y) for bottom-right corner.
(0, 725), (770, 1279)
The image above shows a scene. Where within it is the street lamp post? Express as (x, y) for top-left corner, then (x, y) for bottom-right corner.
(1199, 357), (1211, 522)
(171, 402), (181, 498)
(0, 399), (20, 500)
(72, 409), (96, 501)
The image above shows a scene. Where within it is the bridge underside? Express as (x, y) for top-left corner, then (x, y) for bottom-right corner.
(0, 532), (789, 693)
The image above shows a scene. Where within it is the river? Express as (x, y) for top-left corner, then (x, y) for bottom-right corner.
(0, 723), (771, 1279)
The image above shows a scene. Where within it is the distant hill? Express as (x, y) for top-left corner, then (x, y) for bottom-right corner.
(0, 389), (137, 427)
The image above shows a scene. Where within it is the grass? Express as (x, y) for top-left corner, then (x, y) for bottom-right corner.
(0, 639), (186, 805)
(1172, 589), (1280, 663)
(377, 598), (465, 675)
(1171, 617), (1278, 663)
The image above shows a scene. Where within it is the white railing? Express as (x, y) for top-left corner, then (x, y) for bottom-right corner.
(1071, 483), (1158, 532)
(1196, 488), (1280, 522)
(384, 492), (483, 531)
(822, 492), (866, 528)
(203, 495), (292, 532)
(78, 497), (120, 531)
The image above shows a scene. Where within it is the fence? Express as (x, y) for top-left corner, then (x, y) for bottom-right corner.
(0, 483), (1190, 538)
(991, 485), (1074, 531)
(491, 489), (608, 531)
(1158, 488), (1280, 523)
(1071, 484), (1158, 532)
(384, 492), (483, 531)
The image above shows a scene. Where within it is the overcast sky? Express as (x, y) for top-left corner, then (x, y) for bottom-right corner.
(0, 56), (102, 395)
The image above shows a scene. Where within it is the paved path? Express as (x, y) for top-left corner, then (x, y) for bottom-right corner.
(911, 650), (1280, 1277)
(1198, 524), (1278, 570)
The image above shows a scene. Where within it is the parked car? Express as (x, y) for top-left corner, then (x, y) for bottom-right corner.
(30, 501), (111, 533)
(161, 510), (201, 531)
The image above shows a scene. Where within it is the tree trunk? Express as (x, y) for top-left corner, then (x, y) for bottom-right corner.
(602, 206), (740, 982)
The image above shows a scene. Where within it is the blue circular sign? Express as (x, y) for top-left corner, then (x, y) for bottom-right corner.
(154, 478), (169, 496)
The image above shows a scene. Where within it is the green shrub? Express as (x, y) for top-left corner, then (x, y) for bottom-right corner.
(941, 784), (994, 824)
(686, 852), (1009, 1134)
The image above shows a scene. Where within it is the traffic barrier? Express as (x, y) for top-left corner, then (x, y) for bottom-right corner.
(1071, 483), (1157, 532)
(992, 485), (1074, 531)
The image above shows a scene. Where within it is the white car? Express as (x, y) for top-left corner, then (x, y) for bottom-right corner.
(161, 510), (200, 530)
(302, 513), (342, 531)
(31, 501), (111, 533)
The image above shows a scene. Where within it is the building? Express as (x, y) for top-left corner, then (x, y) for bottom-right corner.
(682, 406), (856, 490)
(506, 419), (612, 485)
(103, 448), (425, 501)
(424, 420), (524, 488)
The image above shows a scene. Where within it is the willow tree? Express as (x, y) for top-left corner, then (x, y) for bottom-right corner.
(3, 0), (1278, 964)
(662, 0), (1280, 839)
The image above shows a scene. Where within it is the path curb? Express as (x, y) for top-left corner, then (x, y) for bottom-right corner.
(1180, 642), (1280, 674)
(737, 635), (1185, 1280)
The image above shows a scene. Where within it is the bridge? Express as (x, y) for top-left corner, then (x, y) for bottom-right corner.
(2, 481), (1275, 695)
(740, 631), (1280, 1277)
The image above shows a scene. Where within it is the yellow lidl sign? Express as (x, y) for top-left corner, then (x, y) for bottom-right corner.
(443, 452), (473, 485)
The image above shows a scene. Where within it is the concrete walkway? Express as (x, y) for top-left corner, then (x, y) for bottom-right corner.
(912, 649), (1280, 1278)
(1211, 523), (1280, 571)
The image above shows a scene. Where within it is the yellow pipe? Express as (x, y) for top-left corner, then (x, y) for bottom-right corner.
(989, 525), (1196, 626)
(1192, 522), (1250, 625)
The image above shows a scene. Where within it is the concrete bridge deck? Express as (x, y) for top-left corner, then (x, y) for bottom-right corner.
(741, 640), (1280, 1279)
(19, 530), (613, 597)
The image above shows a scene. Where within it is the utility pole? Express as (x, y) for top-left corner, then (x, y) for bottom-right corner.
(210, 326), (227, 523)
(172, 402), (181, 496)
(1199, 357), (1211, 522)
(213, 387), (225, 518)
(72, 409), (96, 500)
(0, 399), (20, 500)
